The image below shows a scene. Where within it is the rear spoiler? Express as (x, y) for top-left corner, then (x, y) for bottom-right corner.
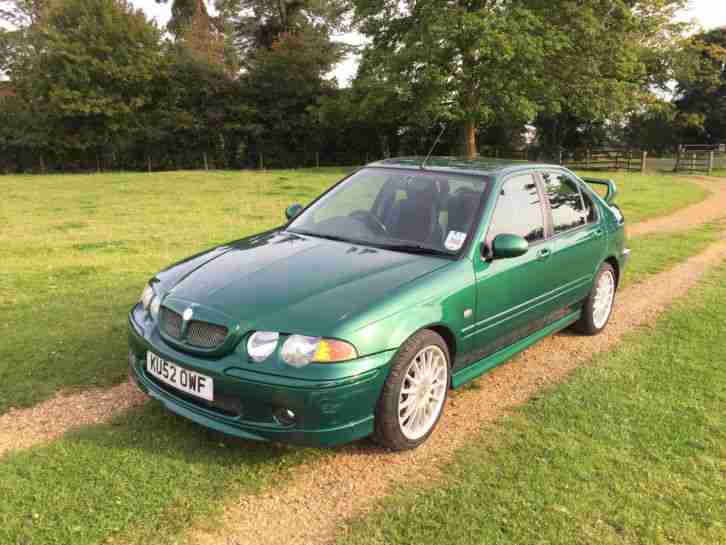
(581, 177), (617, 204)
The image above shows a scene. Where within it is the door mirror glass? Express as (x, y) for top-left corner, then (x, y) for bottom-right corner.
(491, 234), (528, 259)
(285, 203), (304, 220)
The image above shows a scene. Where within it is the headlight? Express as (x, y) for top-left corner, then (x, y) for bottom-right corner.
(280, 335), (358, 367)
(149, 295), (161, 321)
(280, 335), (320, 367)
(140, 285), (154, 310)
(247, 331), (279, 362)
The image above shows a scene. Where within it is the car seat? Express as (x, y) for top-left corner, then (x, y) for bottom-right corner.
(386, 181), (440, 244)
(446, 188), (480, 234)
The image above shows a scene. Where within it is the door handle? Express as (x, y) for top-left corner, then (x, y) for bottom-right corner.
(536, 248), (551, 261)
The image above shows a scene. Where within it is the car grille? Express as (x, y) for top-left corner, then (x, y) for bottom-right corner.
(161, 307), (183, 338)
(187, 320), (228, 348)
(160, 306), (228, 349)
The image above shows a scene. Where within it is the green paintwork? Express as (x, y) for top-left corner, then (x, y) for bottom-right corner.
(582, 176), (618, 204)
(128, 157), (628, 447)
(492, 234), (529, 259)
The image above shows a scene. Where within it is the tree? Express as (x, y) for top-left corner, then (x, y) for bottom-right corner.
(675, 26), (726, 144)
(213, 0), (349, 167)
(148, 45), (254, 169)
(527, 0), (690, 151)
(218, 0), (350, 64)
(353, 0), (551, 159)
(161, 0), (235, 70)
(240, 28), (343, 167)
(11, 0), (165, 168)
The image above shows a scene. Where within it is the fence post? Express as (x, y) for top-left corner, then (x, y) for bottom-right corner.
(641, 150), (648, 173)
(674, 146), (681, 172)
(708, 151), (715, 175)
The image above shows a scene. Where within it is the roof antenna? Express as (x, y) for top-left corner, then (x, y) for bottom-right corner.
(421, 123), (446, 170)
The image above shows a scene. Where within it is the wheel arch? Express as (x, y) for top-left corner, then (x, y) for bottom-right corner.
(603, 255), (621, 288)
(426, 324), (457, 367)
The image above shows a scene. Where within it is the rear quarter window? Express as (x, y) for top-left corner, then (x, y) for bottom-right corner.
(542, 172), (588, 233)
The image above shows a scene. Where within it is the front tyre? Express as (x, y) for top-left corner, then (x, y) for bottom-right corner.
(574, 262), (616, 335)
(373, 330), (450, 451)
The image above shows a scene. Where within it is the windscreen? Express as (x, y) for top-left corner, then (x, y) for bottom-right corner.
(288, 168), (489, 255)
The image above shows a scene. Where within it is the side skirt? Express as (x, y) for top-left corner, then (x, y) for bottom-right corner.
(451, 309), (581, 389)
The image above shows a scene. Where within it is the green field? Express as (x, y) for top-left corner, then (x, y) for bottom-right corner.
(0, 168), (712, 413)
(340, 264), (726, 545)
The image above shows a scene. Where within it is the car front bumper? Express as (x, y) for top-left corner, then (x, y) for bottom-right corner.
(128, 310), (393, 447)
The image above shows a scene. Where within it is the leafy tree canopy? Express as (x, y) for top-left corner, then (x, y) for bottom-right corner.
(675, 26), (726, 143)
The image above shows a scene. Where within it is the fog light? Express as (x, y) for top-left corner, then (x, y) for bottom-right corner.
(274, 408), (296, 426)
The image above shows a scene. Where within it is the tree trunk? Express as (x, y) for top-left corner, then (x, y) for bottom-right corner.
(464, 120), (477, 160)
(203, 151), (209, 171)
(147, 155), (152, 173)
(39, 155), (46, 174)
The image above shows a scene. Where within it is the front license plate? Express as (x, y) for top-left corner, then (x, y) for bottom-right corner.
(146, 352), (214, 401)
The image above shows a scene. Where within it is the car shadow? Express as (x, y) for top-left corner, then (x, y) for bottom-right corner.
(68, 401), (308, 469)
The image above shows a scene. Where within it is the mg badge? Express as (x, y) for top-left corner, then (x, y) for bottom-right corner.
(183, 308), (194, 321)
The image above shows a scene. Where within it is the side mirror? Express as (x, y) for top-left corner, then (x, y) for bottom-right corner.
(490, 234), (529, 259)
(285, 203), (304, 221)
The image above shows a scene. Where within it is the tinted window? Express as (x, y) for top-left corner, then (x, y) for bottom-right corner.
(488, 174), (545, 244)
(582, 190), (597, 223)
(542, 172), (586, 233)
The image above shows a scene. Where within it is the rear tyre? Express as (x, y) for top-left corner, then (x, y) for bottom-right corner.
(373, 330), (450, 451)
(573, 262), (616, 336)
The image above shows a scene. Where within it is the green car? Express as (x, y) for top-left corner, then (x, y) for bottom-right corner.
(128, 157), (629, 450)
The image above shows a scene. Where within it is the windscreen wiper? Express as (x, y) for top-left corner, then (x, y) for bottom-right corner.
(374, 243), (452, 256)
(289, 230), (358, 245)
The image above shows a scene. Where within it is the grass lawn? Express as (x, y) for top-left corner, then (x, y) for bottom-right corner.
(621, 221), (723, 288)
(339, 264), (726, 545)
(0, 403), (322, 545)
(0, 168), (710, 413)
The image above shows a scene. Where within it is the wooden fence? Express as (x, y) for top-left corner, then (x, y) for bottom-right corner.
(478, 146), (647, 172)
(561, 148), (647, 172)
(674, 144), (723, 174)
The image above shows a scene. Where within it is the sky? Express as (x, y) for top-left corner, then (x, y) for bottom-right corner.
(131, 0), (726, 86)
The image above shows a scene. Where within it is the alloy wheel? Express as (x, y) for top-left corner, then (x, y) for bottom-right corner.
(397, 345), (448, 440)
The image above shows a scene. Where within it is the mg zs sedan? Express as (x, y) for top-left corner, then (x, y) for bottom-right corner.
(128, 157), (629, 451)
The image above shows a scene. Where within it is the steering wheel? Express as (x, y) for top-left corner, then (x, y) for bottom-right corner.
(349, 210), (388, 235)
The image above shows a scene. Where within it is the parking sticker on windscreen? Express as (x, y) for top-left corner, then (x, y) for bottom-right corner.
(445, 231), (467, 251)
